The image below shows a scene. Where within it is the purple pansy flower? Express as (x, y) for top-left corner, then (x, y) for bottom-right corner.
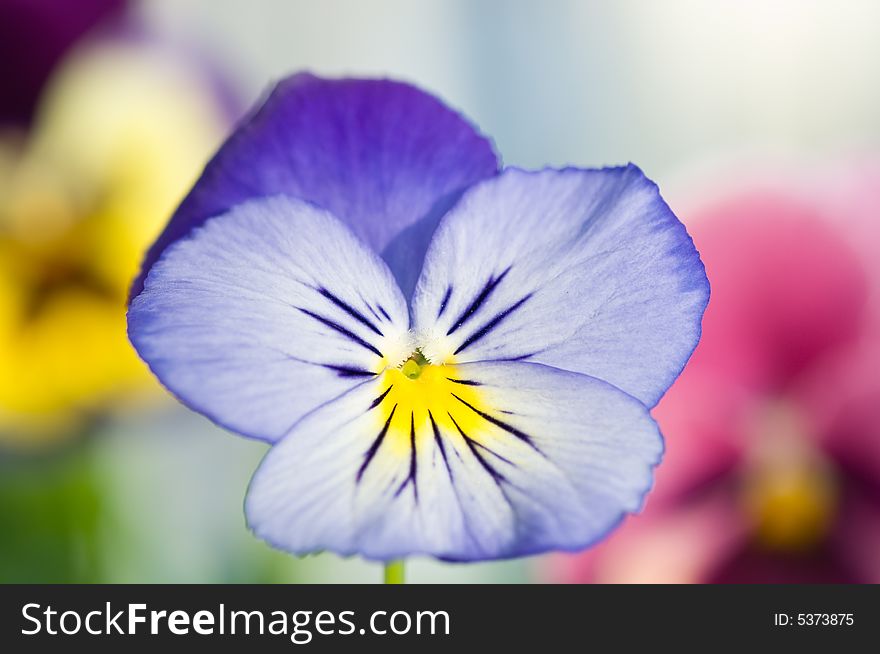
(127, 74), (709, 562)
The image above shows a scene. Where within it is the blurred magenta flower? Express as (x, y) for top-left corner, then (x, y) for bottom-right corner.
(551, 170), (880, 582)
(128, 74), (709, 562)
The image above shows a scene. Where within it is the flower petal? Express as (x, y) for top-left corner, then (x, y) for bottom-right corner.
(833, 489), (880, 583)
(411, 166), (709, 407)
(132, 74), (499, 299)
(245, 361), (662, 561)
(128, 195), (409, 442)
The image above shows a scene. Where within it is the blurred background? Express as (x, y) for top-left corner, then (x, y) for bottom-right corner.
(1, 0), (878, 583)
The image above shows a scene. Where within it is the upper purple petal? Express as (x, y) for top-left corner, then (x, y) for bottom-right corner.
(131, 73), (499, 299)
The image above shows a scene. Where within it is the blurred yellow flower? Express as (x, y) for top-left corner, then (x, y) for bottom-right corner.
(0, 41), (227, 445)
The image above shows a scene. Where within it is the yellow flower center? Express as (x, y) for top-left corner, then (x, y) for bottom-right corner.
(371, 351), (492, 458)
(740, 402), (838, 553)
(744, 462), (837, 552)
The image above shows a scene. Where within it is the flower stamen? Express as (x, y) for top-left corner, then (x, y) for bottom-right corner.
(399, 350), (429, 380)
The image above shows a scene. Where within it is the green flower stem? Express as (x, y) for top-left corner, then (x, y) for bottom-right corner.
(384, 559), (405, 584)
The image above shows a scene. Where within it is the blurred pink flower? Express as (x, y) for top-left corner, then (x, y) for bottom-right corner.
(549, 164), (880, 583)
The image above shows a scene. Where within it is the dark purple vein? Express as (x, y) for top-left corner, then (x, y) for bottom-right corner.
(446, 267), (511, 336)
(450, 392), (542, 454)
(453, 294), (532, 355)
(357, 404), (397, 482)
(298, 307), (383, 357)
(318, 287), (383, 336)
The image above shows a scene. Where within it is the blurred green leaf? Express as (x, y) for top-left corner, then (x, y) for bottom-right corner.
(0, 439), (103, 582)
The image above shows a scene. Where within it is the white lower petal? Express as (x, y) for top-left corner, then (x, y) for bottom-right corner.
(246, 360), (662, 561)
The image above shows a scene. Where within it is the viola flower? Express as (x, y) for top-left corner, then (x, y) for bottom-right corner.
(550, 179), (880, 583)
(0, 40), (227, 444)
(128, 74), (709, 561)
